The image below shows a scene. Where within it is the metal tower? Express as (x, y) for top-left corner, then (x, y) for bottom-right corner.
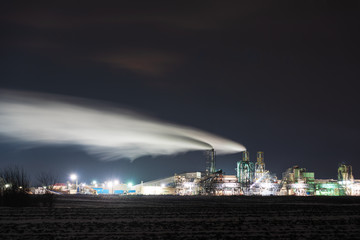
(255, 151), (265, 180)
(338, 163), (354, 182)
(205, 149), (216, 175)
(236, 151), (255, 193)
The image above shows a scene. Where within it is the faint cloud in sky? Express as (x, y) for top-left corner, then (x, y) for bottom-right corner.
(96, 51), (182, 75)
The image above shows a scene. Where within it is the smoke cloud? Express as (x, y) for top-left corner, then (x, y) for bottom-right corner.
(0, 90), (245, 160)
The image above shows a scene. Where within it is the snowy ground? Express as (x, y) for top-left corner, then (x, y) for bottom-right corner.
(0, 195), (360, 239)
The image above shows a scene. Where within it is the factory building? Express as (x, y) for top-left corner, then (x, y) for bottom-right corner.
(127, 151), (360, 196)
(66, 154), (359, 197)
(39, 149), (357, 196)
(27, 146), (359, 196)
(278, 166), (315, 196)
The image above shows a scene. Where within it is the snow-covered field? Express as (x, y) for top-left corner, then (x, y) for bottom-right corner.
(1, 195), (360, 239)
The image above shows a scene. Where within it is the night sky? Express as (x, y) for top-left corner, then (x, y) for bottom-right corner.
(1, 1), (359, 184)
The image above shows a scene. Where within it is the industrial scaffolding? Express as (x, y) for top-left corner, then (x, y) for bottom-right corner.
(236, 151), (255, 194)
(148, 151), (360, 197)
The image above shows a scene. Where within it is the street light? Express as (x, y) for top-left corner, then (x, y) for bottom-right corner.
(70, 174), (78, 193)
(107, 181), (113, 194)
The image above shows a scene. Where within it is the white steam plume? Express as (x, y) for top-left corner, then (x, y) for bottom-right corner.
(0, 90), (245, 160)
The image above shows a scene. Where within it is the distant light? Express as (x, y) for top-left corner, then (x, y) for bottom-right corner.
(5, 184), (10, 188)
(260, 182), (272, 189)
(114, 180), (119, 185)
(184, 182), (192, 188)
(81, 183), (86, 187)
(92, 180), (97, 185)
(107, 181), (113, 187)
(127, 182), (133, 187)
(70, 174), (77, 181)
(94, 184), (98, 187)
(161, 183), (165, 188)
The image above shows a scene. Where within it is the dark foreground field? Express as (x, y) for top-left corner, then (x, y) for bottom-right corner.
(0, 195), (360, 239)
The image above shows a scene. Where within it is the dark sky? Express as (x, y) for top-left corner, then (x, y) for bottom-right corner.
(1, 1), (360, 184)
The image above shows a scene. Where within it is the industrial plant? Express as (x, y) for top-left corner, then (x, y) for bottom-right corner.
(48, 150), (360, 197)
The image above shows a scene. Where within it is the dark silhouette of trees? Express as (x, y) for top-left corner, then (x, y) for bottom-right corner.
(0, 165), (30, 192)
(0, 166), (56, 207)
(37, 171), (59, 190)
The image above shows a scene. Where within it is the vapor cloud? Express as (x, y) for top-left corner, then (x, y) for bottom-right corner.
(0, 90), (245, 160)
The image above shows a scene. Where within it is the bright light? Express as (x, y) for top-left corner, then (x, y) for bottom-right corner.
(127, 182), (133, 187)
(94, 184), (98, 187)
(70, 174), (77, 181)
(339, 180), (353, 185)
(81, 183), (86, 187)
(107, 181), (113, 188)
(5, 184), (10, 188)
(260, 182), (273, 189)
(92, 180), (97, 185)
(350, 184), (360, 190)
(114, 180), (119, 185)
(143, 186), (162, 195)
(161, 183), (165, 188)
(184, 182), (192, 188)
(223, 182), (237, 188)
(292, 183), (306, 189)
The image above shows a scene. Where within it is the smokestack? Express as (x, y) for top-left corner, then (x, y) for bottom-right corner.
(255, 151), (265, 180)
(257, 151), (264, 164)
(206, 148), (216, 175)
(242, 151), (249, 162)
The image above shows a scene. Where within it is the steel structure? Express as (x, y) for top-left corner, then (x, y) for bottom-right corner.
(278, 166), (315, 196)
(338, 163), (354, 195)
(200, 149), (218, 195)
(131, 151), (360, 197)
(255, 151), (265, 180)
(236, 151), (255, 194)
(200, 171), (222, 195)
(338, 163), (353, 182)
(205, 149), (216, 175)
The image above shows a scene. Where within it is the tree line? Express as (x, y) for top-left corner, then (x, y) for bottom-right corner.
(0, 166), (58, 207)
